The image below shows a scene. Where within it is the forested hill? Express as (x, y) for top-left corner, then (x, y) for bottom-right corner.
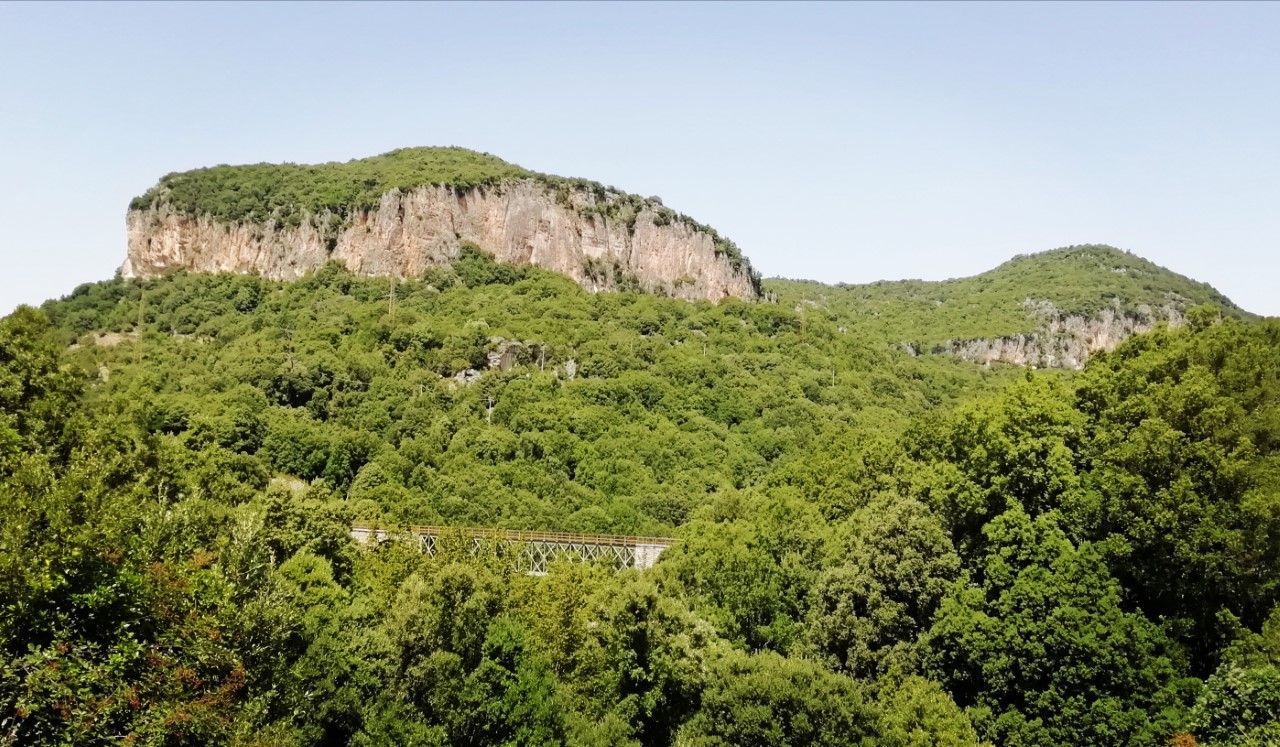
(39, 253), (1023, 534)
(768, 244), (1249, 368)
(4, 242), (1280, 746)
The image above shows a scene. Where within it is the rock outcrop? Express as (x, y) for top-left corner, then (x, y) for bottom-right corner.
(934, 300), (1185, 370)
(123, 180), (757, 303)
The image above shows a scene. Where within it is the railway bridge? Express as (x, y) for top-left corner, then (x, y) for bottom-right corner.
(350, 523), (675, 574)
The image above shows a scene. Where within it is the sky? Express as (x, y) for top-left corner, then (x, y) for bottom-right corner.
(1, 1), (1278, 315)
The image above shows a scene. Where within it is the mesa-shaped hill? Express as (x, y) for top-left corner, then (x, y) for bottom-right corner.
(124, 147), (759, 303)
(122, 148), (1246, 369)
(768, 245), (1251, 369)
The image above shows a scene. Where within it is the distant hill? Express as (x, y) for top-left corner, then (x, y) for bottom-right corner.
(767, 245), (1250, 369)
(125, 145), (1245, 361)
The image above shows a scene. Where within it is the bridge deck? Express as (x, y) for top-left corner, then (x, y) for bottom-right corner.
(350, 523), (676, 572)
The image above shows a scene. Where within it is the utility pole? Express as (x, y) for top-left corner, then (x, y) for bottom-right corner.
(282, 327), (296, 374)
(135, 286), (145, 369)
(387, 270), (398, 323)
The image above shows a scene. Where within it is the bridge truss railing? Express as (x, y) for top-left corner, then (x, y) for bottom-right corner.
(350, 523), (675, 573)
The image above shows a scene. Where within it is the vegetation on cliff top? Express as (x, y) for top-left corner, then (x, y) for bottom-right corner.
(767, 244), (1248, 348)
(129, 146), (757, 279)
(130, 147), (535, 222)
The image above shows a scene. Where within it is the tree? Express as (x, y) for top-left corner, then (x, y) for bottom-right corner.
(0, 307), (82, 466)
(875, 675), (985, 747)
(1192, 605), (1280, 746)
(657, 490), (830, 653)
(805, 496), (960, 678)
(675, 649), (882, 747)
(923, 505), (1199, 747)
(903, 376), (1086, 558)
(1072, 319), (1280, 670)
(587, 575), (719, 747)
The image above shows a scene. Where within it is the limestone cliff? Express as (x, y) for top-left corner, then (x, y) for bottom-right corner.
(123, 156), (759, 303)
(935, 300), (1186, 370)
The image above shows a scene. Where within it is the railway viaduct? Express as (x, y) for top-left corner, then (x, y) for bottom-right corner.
(350, 523), (675, 574)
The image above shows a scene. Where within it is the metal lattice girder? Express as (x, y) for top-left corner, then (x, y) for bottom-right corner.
(350, 523), (675, 572)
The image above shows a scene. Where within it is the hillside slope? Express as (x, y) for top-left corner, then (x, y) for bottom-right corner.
(43, 257), (1018, 535)
(12, 250), (1280, 747)
(768, 244), (1250, 368)
(124, 147), (759, 303)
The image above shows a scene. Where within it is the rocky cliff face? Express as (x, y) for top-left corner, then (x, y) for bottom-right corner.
(123, 180), (757, 303)
(935, 301), (1185, 370)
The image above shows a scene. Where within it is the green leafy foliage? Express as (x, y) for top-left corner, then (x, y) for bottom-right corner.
(3, 249), (1279, 745)
(0, 308), (82, 464)
(39, 261), (1011, 535)
(130, 147), (535, 224)
(1192, 605), (1280, 746)
(770, 245), (1248, 348)
(675, 649), (881, 747)
(922, 506), (1200, 746)
(1072, 318), (1280, 664)
(804, 495), (961, 679)
(874, 675), (985, 747)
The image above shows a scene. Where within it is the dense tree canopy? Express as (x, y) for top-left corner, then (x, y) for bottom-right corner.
(2, 253), (1278, 745)
(771, 245), (1248, 348)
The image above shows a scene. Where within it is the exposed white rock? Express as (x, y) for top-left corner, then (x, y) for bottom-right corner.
(451, 369), (482, 387)
(123, 180), (756, 303)
(487, 339), (524, 372)
(935, 302), (1185, 370)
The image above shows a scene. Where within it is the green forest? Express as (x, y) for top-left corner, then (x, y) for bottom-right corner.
(3, 246), (1279, 747)
(770, 245), (1249, 348)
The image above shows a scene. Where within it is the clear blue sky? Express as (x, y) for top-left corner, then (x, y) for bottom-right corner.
(2, 1), (1278, 314)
